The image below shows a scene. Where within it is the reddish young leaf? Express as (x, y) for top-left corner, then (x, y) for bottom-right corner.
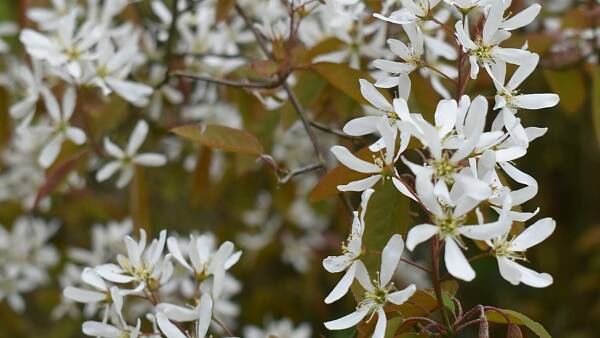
(171, 123), (264, 156)
(34, 149), (88, 207)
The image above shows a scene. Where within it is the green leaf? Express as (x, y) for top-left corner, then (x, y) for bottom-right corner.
(486, 309), (551, 338)
(311, 62), (391, 104)
(593, 65), (600, 145)
(543, 69), (585, 114)
(171, 123), (264, 156)
(362, 180), (410, 271)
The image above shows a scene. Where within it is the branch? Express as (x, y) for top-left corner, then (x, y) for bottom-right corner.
(278, 163), (324, 183)
(235, 4), (272, 58)
(309, 120), (361, 140)
(172, 71), (286, 89)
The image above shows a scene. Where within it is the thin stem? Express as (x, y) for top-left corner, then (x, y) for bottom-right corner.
(155, 0), (181, 88)
(431, 236), (453, 334)
(283, 84), (324, 162)
(174, 52), (244, 59)
(400, 257), (432, 274)
(404, 317), (447, 333)
(455, 50), (469, 101)
(424, 64), (458, 86)
(172, 71), (286, 89)
(309, 120), (361, 140)
(278, 163), (324, 183)
(370, 250), (432, 273)
(430, 17), (456, 39)
(235, 3), (272, 58)
(213, 315), (235, 337)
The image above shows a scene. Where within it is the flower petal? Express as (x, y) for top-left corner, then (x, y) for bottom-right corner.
(444, 237), (475, 281)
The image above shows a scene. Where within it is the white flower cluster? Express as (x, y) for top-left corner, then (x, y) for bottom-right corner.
(61, 227), (242, 338)
(324, 0), (559, 336)
(0, 217), (59, 312)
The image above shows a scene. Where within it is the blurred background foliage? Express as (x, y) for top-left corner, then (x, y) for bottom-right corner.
(1, 0), (600, 337)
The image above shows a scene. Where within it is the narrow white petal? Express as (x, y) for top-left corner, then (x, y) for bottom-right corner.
(325, 262), (357, 304)
(406, 224), (438, 251)
(82, 321), (121, 337)
(359, 79), (393, 111)
(155, 303), (198, 322)
(372, 308), (387, 338)
(38, 135), (64, 168)
(166, 238), (192, 271)
(331, 146), (381, 173)
(96, 161), (121, 182)
(197, 295), (213, 338)
(343, 116), (380, 136)
(516, 263), (553, 288)
(501, 4), (541, 31)
(497, 257), (521, 285)
(458, 221), (510, 241)
(156, 312), (187, 338)
(444, 237), (475, 281)
(510, 218), (556, 251)
(103, 137), (124, 158)
(380, 234), (404, 285)
(66, 127), (86, 145)
(338, 175), (381, 192)
(133, 153), (167, 166)
(514, 94), (559, 110)
(324, 306), (370, 330)
(127, 120), (149, 155)
(63, 287), (106, 303)
(387, 284), (416, 305)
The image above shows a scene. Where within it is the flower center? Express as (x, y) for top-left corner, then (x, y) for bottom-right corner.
(359, 277), (395, 311)
(471, 37), (493, 62)
(434, 212), (465, 238)
(492, 238), (527, 261)
(429, 153), (458, 185)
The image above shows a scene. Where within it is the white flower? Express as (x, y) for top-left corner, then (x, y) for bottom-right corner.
(8, 60), (46, 128)
(63, 268), (112, 305)
(454, 0), (537, 79)
(373, 23), (424, 94)
(82, 319), (141, 338)
(37, 87), (86, 168)
(488, 218), (555, 288)
(85, 37), (153, 106)
(167, 235), (241, 298)
(402, 97), (491, 202)
(405, 177), (511, 281)
(324, 235), (416, 338)
(488, 59), (559, 146)
(323, 189), (373, 304)
(95, 229), (173, 290)
(96, 120), (167, 188)
(332, 117), (413, 198)
(27, 0), (78, 31)
(20, 10), (102, 79)
(156, 294), (213, 338)
(0, 217), (59, 312)
(374, 0), (442, 25)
